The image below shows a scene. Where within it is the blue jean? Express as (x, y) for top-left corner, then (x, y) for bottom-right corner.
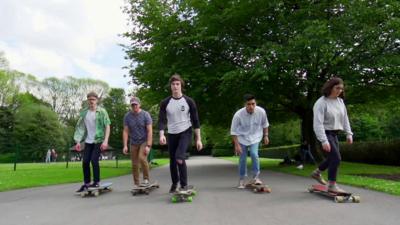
(239, 143), (260, 179)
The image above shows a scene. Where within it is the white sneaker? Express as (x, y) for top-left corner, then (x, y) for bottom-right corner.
(140, 179), (149, 186)
(132, 184), (139, 189)
(237, 179), (245, 189)
(297, 164), (304, 170)
(253, 178), (262, 185)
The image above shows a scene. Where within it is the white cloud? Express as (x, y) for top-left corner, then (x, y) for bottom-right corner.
(0, 0), (131, 89)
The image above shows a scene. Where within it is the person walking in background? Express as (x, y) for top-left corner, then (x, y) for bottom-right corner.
(74, 91), (111, 193)
(45, 149), (51, 163)
(123, 96), (153, 189)
(311, 77), (353, 193)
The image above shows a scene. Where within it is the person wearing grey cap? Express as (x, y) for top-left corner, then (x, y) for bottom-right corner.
(123, 96), (153, 188)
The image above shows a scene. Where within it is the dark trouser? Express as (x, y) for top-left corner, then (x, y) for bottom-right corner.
(168, 128), (192, 187)
(318, 130), (341, 182)
(82, 143), (101, 184)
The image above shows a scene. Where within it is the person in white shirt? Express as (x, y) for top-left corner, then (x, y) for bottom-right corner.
(311, 77), (353, 193)
(230, 94), (270, 189)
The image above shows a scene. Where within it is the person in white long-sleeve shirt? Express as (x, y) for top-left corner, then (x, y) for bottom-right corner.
(231, 94), (270, 189)
(311, 77), (353, 193)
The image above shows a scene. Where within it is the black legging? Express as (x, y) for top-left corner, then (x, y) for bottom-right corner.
(318, 130), (341, 182)
(168, 128), (192, 187)
(82, 143), (101, 184)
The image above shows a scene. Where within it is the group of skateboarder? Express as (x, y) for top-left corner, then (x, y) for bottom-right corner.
(73, 75), (353, 198)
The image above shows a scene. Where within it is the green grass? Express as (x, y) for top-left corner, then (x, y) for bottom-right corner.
(0, 159), (169, 192)
(222, 157), (400, 196)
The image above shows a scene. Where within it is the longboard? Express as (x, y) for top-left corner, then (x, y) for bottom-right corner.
(308, 184), (360, 203)
(171, 186), (197, 203)
(245, 182), (272, 193)
(131, 181), (160, 196)
(79, 182), (113, 197)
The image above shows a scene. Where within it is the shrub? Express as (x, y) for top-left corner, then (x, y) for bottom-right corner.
(340, 139), (400, 166)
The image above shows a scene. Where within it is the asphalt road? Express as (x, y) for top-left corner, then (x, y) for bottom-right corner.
(1, 156), (399, 225)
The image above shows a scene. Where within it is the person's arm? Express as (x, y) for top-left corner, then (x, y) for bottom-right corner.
(122, 125), (129, 155)
(262, 109), (270, 145)
(313, 98), (330, 152)
(342, 101), (353, 144)
(186, 96), (202, 150)
(73, 116), (84, 151)
(194, 128), (202, 151)
(232, 135), (241, 155)
(158, 99), (168, 145)
(230, 113), (242, 155)
(101, 109), (111, 151)
(263, 127), (269, 145)
(101, 125), (110, 151)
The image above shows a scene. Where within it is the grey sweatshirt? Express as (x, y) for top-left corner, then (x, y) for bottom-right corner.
(313, 96), (353, 145)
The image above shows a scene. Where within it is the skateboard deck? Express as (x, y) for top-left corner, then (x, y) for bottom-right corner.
(79, 182), (113, 197)
(245, 182), (272, 193)
(171, 186), (197, 203)
(131, 181), (160, 196)
(308, 184), (360, 203)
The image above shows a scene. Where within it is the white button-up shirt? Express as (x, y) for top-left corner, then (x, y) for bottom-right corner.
(230, 106), (269, 146)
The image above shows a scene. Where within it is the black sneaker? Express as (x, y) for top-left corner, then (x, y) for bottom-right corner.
(89, 183), (100, 188)
(169, 184), (177, 193)
(179, 185), (194, 191)
(76, 184), (88, 193)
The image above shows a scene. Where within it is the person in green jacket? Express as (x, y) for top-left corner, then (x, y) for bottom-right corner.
(74, 91), (111, 192)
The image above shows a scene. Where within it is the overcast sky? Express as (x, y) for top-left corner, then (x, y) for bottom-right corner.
(0, 0), (132, 90)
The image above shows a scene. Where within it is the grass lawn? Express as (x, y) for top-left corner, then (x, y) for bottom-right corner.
(0, 159), (169, 192)
(222, 157), (400, 196)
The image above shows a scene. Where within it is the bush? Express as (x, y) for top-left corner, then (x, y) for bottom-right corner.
(340, 139), (400, 166)
(259, 145), (300, 159)
(212, 148), (234, 157)
(0, 153), (15, 163)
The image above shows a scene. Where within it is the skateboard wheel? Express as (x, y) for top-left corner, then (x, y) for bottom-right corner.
(191, 191), (197, 196)
(334, 196), (344, 203)
(308, 188), (314, 193)
(145, 191), (149, 195)
(253, 188), (258, 193)
(352, 196), (361, 203)
(187, 196), (193, 202)
(80, 192), (85, 197)
(171, 196), (178, 203)
(94, 191), (100, 197)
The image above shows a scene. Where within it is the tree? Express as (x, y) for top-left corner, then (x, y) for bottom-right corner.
(102, 88), (128, 150)
(123, 0), (400, 156)
(13, 102), (66, 162)
(0, 51), (9, 70)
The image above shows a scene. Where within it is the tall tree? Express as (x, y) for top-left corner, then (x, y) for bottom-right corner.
(102, 88), (128, 150)
(123, 0), (400, 155)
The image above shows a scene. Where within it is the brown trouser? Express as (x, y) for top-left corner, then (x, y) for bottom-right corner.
(131, 142), (150, 185)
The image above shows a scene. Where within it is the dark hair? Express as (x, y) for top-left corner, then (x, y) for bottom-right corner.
(321, 77), (345, 98)
(169, 74), (185, 88)
(86, 91), (98, 99)
(243, 94), (256, 102)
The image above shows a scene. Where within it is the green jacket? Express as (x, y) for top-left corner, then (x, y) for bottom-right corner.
(74, 106), (111, 144)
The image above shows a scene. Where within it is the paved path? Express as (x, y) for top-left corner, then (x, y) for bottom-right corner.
(1, 156), (399, 225)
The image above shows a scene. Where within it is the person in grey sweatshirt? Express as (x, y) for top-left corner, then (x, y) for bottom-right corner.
(311, 77), (353, 193)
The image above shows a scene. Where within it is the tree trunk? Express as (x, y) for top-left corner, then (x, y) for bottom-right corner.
(300, 108), (323, 162)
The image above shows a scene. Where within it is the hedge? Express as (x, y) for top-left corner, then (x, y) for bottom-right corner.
(340, 139), (400, 166)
